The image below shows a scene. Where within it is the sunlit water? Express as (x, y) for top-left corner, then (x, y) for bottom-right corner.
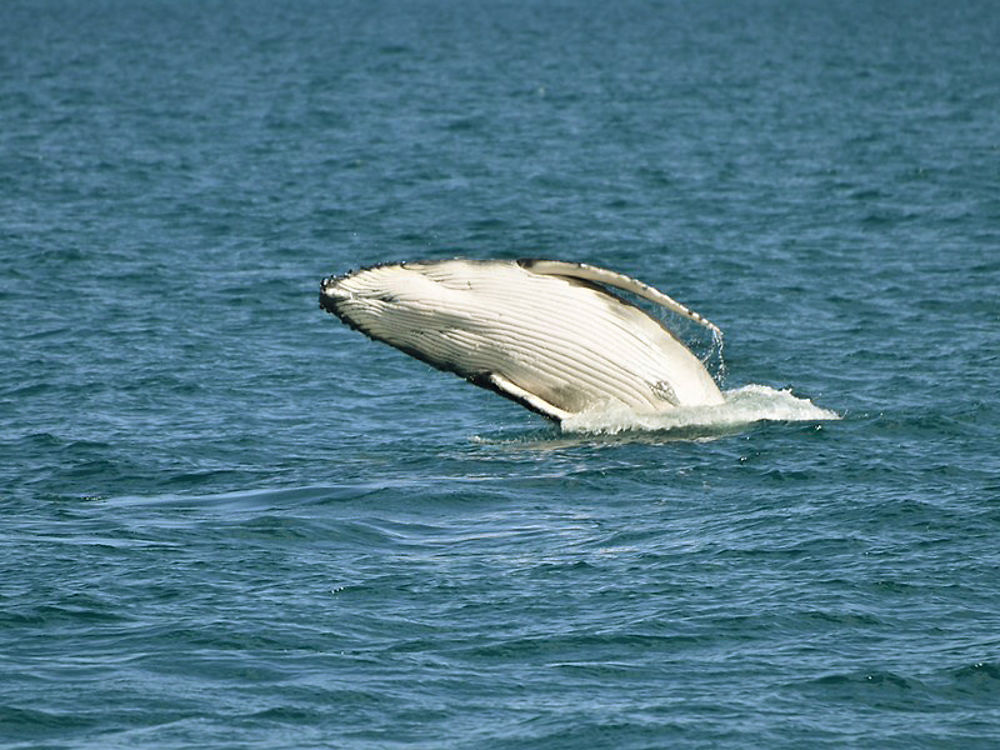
(3, 0), (999, 748)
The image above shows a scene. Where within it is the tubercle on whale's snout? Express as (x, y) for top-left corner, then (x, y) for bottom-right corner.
(319, 276), (350, 314)
(320, 272), (356, 298)
(319, 280), (378, 341)
(321, 269), (351, 289)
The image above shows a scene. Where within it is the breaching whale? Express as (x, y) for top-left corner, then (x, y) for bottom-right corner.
(319, 258), (725, 423)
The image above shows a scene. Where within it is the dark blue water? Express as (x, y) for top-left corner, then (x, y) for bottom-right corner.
(3, 1), (999, 747)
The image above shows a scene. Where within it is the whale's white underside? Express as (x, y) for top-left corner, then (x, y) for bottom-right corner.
(319, 258), (725, 422)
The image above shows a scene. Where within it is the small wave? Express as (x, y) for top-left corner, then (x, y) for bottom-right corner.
(560, 384), (839, 435)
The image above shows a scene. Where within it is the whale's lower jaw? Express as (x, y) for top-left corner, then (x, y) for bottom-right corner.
(320, 258), (725, 422)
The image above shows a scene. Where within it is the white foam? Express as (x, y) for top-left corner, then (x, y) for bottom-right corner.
(559, 384), (839, 435)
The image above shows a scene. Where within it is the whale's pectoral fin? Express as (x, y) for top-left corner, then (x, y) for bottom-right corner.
(517, 258), (723, 339)
(470, 372), (572, 423)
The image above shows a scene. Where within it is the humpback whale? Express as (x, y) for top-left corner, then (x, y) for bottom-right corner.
(319, 258), (725, 423)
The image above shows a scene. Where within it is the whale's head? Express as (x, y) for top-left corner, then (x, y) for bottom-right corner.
(320, 261), (479, 347)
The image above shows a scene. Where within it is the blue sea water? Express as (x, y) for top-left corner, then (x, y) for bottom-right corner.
(2, 0), (1000, 747)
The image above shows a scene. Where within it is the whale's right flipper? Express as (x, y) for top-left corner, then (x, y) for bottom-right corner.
(475, 372), (572, 423)
(517, 258), (722, 338)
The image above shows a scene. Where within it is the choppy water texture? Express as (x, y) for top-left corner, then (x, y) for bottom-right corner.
(3, 1), (999, 748)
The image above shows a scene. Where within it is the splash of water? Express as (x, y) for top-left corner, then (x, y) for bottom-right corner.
(559, 385), (839, 435)
(706, 327), (727, 385)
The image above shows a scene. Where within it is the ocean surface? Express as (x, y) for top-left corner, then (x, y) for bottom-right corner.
(3, 0), (999, 747)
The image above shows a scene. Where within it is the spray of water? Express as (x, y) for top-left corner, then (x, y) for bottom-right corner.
(560, 385), (839, 435)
